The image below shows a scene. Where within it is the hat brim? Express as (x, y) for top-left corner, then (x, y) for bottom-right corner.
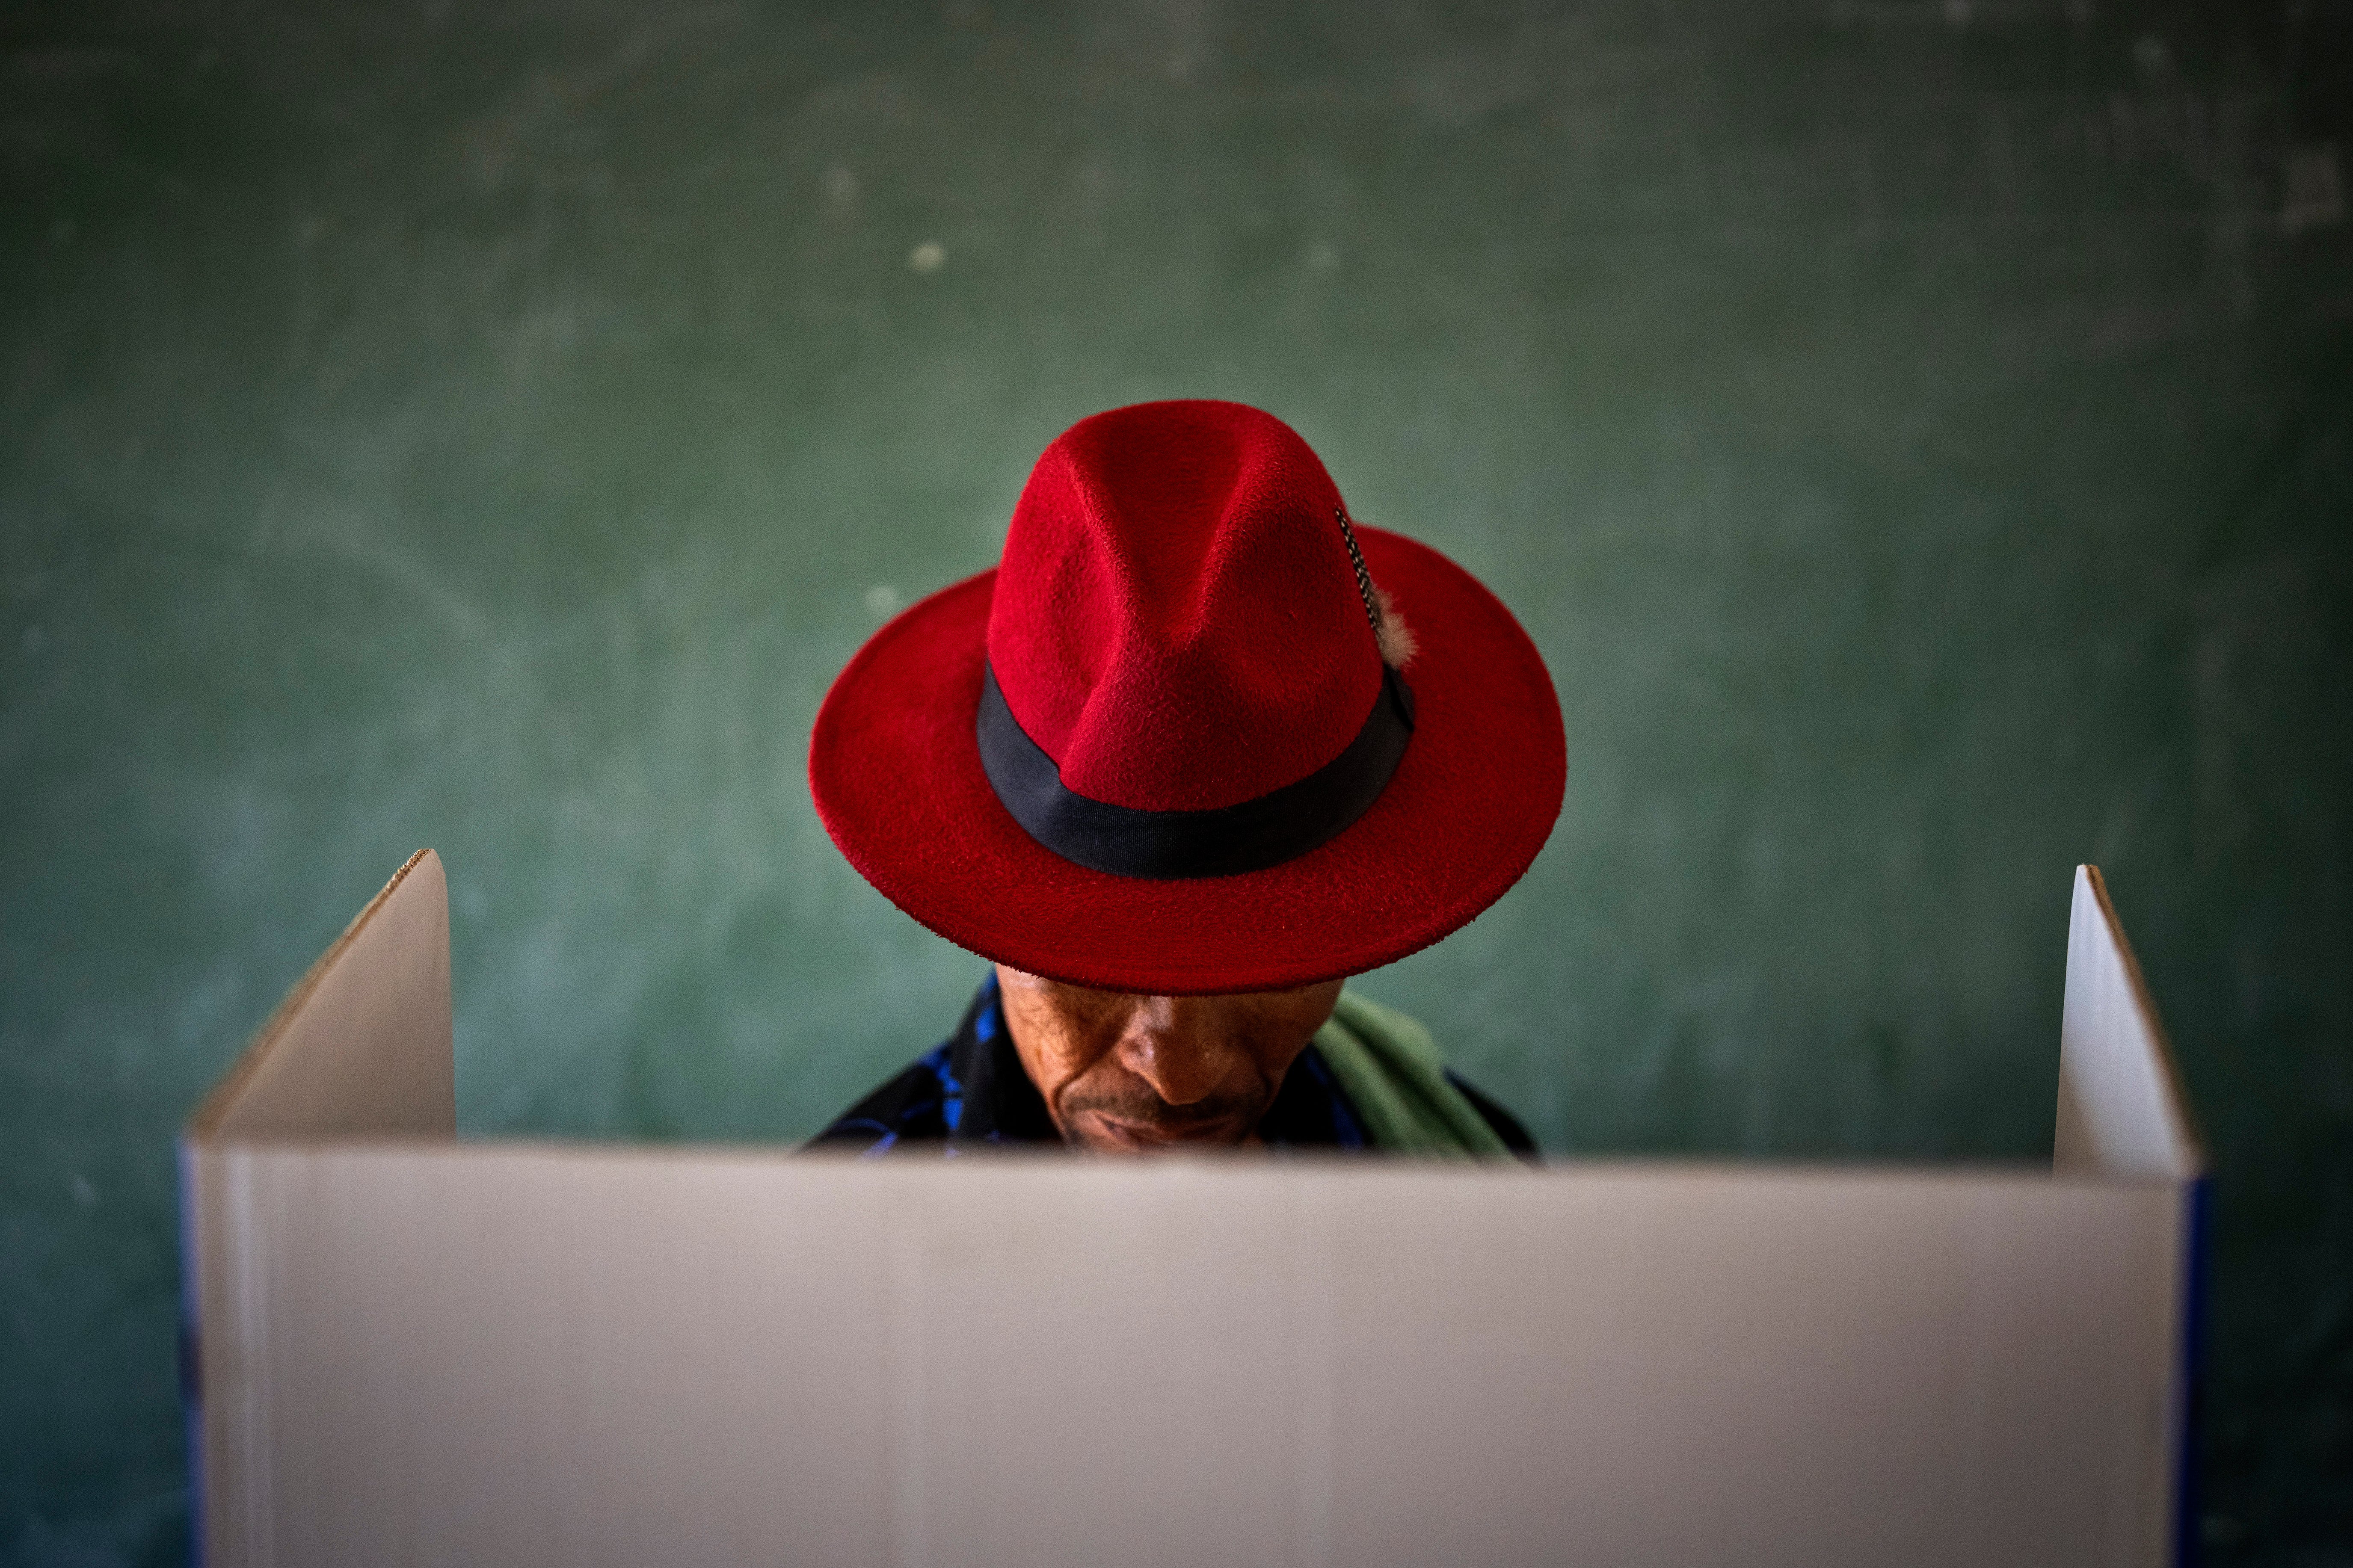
(809, 527), (1565, 994)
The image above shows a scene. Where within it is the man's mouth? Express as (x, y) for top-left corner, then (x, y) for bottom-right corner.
(1073, 1108), (1248, 1150)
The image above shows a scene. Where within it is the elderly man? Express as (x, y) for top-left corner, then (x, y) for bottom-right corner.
(807, 400), (1563, 1155)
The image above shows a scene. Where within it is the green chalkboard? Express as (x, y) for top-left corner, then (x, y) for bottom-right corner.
(3, 0), (2347, 1562)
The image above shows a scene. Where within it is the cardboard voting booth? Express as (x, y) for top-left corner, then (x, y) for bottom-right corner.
(181, 852), (2205, 1568)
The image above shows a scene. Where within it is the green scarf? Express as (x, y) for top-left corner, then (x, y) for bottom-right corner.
(1310, 992), (1516, 1158)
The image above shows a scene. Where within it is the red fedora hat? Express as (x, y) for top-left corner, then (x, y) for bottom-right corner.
(809, 399), (1564, 995)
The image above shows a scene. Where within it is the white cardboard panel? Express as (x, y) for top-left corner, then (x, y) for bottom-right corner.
(191, 1148), (2186, 1568)
(187, 848), (453, 1141)
(2056, 866), (2202, 1180)
(182, 849), (454, 1568)
(184, 855), (2200, 1568)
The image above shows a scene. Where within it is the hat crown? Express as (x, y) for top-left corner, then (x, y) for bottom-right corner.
(986, 401), (1385, 813)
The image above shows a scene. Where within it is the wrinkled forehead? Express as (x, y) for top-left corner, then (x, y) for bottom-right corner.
(997, 963), (1339, 1009)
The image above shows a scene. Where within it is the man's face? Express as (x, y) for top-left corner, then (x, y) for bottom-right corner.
(993, 966), (1345, 1152)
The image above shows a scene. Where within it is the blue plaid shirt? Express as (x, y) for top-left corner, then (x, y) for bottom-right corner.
(809, 973), (1533, 1156)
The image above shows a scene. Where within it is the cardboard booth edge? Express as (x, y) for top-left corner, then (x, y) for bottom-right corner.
(181, 849), (2205, 1178)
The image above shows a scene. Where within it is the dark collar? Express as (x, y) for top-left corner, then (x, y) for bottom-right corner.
(942, 978), (1060, 1148)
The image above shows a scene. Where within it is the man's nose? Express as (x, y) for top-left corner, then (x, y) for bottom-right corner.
(1116, 995), (1233, 1106)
